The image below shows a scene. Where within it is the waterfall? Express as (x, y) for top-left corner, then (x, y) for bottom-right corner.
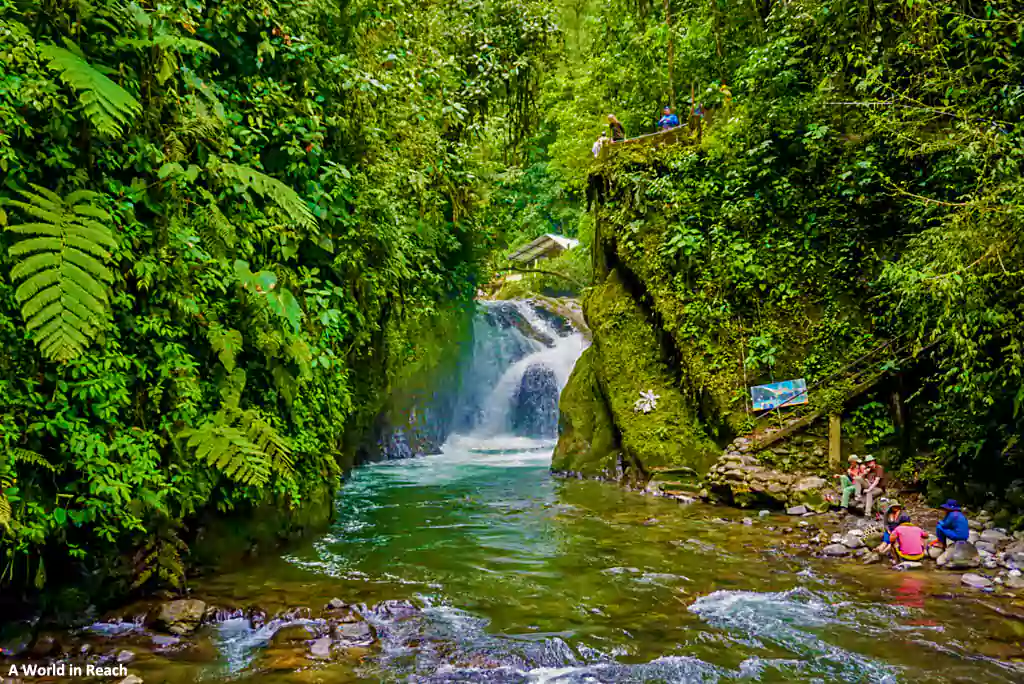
(457, 300), (586, 441)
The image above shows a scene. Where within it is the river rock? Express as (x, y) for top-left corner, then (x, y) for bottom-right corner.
(937, 541), (980, 570)
(928, 545), (943, 560)
(1005, 575), (1024, 590)
(980, 529), (1008, 545)
(975, 541), (996, 554)
(787, 505), (808, 516)
(325, 598), (347, 610)
(119, 676), (144, 684)
(116, 649), (135, 664)
(758, 510), (770, 518)
(823, 544), (851, 557)
(968, 530), (980, 544)
(893, 561), (922, 571)
(154, 599), (206, 635)
(842, 532), (866, 549)
(308, 636), (332, 660)
(270, 623), (318, 646)
(333, 621), (375, 646)
(961, 573), (993, 589)
(969, 520), (983, 531)
(1004, 541), (1024, 567)
(741, 517), (754, 526)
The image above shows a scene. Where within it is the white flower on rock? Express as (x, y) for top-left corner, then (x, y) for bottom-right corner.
(634, 389), (660, 414)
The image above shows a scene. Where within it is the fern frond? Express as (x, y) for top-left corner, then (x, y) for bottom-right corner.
(3, 186), (116, 361)
(9, 448), (58, 472)
(195, 195), (237, 258)
(241, 411), (294, 476)
(216, 163), (317, 230)
(38, 45), (141, 137)
(0, 494), (12, 533)
(181, 421), (270, 486)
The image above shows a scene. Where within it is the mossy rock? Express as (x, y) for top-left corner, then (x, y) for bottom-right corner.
(789, 487), (829, 513)
(584, 270), (718, 475)
(552, 346), (620, 477)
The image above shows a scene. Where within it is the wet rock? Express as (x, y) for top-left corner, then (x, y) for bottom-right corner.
(154, 599), (206, 635)
(511, 365), (559, 438)
(961, 573), (993, 589)
(893, 561), (922, 571)
(937, 541), (980, 570)
(371, 599), (419, 620)
(150, 635), (181, 650)
(270, 623), (318, 646)
(116, 649), (135, 664)
(1005, 575), (1024, 590)
(975, 541), (996, 554)
(969, 520), (983, 531)
(980, 529), (1008, 545)
(789, 477), (830, 513)
(862, 552), (883, 565)
(823, 544), (851, 557)
(333, 621), (375, 646)
(119, 676), (144, 684)
(308, 636), (332, 660)
(741, 517), (754, 526)
(928, 545), (943, 560)
(968, 530), (980, 544)
(842, 532), (866, 549)
(787, 505), (808, 516)
(758, 510), (770, 518)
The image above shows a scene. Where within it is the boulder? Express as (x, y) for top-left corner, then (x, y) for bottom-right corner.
(270, 624), (318, 647)
(979, 529), (1009, 545)
(787, 505), (808, 516)
(975, 541), (996, 554)
(511, 365), (560, 438)
(1005, 575), (1024, 590)
(333, 621), (375, 646)
(938, 541), (980, 570)
(154, 599), (207, 635)
(308, 637), (332, 660)
(758, 510), (770, 518)
(841, 532), (866, 550)
(823, 544), (851, 557)
(968, 530), (980, 544)
(927, 545), (943, 560)
(961, 573), (993, 589)
(116, 650), (135, 664)
(789, 477), (830, 513)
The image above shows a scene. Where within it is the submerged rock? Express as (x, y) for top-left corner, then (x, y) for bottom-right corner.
(154, 599), (206, 635)
(270, 623), (318, 646)
(823, 544), (851, 557)
(961, 573), (993, 589)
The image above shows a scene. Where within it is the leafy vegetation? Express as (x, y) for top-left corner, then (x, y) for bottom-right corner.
(0, 0), (556, 602)
(544, 0), (1023, 508)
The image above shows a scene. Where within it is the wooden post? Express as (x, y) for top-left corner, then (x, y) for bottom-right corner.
(828, 413), (842, 470)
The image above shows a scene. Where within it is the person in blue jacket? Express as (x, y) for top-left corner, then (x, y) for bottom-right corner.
(657, 106), (679, 130)
(935, 499), (970, 547)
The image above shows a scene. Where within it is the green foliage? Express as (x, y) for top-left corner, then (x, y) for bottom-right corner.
(3, 186), (116, 362)
(38, 45), (141, 137)
(0, 0), (558, 599)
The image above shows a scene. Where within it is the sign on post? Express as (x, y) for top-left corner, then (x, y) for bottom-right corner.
(750, 378), (808, 412)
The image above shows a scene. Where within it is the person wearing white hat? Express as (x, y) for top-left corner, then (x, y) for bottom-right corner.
(860, 455), (885, 516)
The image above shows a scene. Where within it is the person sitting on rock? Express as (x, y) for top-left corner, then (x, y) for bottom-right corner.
(834, 454), (863, 509)
(874, 501), (909, 555)
(934, 499), (970, 550)
(887, 514), (928, 563)
(860, 455), (885, 516)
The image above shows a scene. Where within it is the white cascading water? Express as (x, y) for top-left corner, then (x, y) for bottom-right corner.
(469, 299), (586, 441)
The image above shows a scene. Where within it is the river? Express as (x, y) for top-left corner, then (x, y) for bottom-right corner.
(37, 301), (1024, 682)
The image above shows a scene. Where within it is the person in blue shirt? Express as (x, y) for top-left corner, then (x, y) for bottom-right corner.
(657, 106), (679, 130)
(935, 499), (970, 547)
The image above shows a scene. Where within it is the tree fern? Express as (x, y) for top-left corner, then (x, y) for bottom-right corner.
(3, 186), (117, 362)
(242, 411), (294, 476)
(9, 448), (58, 472)
(39, 45), (141, 137)
(181, 419), (271, 487)
(0, 493), (12, 534)
(216, 163), (317, 230)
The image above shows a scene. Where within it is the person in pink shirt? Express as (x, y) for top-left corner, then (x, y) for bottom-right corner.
(888, 516), (928, 562)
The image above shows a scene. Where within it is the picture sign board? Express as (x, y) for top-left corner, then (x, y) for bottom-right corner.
(750, 378), (808, 412)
